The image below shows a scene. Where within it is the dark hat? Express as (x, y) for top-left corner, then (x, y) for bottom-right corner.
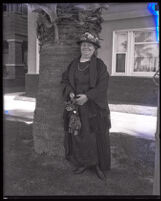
(77, 32), (101, 48)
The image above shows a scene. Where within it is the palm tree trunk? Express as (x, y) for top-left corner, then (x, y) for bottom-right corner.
(33, 3), (104, 155)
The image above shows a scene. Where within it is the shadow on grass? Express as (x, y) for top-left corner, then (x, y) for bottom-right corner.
(3, 120), (155, 196)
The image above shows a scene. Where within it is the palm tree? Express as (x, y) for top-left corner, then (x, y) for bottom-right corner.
(28, 3), (108, 48)
(28, 3), (109, 155)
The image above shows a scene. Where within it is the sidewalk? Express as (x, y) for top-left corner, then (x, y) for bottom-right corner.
(3, 92), (157, 140)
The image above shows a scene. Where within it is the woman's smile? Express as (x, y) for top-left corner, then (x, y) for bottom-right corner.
(82, 49), (91, 54)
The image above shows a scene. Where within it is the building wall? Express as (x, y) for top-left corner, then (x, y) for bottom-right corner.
(108, 76), (158, 106)
(98, 16), (158, 106)
(3, 13), (27, 40)
(3, 6), (27, 91)
(3, 10), (28, 92)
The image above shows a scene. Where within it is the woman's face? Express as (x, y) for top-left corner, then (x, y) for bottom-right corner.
(80, 42), (96, 58)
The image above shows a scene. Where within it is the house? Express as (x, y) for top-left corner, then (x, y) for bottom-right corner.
(3, 3), (159, 106)
(99, 3), (159, 106)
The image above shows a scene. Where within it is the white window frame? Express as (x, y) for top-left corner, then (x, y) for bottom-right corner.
(112, 31), (129, 76)
(112, 27), (159, 77)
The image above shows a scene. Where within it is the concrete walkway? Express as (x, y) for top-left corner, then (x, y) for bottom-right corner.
(3, 92), (157, 140)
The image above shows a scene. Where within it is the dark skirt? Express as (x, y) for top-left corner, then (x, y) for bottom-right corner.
(63, 103), (111, 171)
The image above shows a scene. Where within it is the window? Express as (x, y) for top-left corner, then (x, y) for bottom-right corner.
(112, 28), (159, 76)
(113, 31), (128, 74)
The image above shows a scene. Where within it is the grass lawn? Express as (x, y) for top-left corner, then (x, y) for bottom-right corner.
(3, 119), (155, 196)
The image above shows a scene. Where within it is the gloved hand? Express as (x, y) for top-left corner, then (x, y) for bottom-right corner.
(75, 94), (88, 105)
(69, 92), (75, 100)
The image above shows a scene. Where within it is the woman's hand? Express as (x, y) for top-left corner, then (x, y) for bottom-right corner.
(69, 92), (75, 100)
(75, 94), (88, 105)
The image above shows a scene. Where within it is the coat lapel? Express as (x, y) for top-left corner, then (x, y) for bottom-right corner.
(68, 58), (79, 89)
(89, 55), (97, 88)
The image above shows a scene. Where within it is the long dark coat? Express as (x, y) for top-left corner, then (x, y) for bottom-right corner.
(61, 55), (111, 171)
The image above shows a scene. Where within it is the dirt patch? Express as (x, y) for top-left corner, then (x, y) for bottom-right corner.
(3, 119), (155, 196)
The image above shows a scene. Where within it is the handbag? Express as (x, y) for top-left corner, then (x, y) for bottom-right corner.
(64, 100), (81, 136)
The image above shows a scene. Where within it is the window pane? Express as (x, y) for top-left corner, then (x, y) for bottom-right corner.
(135, 44), (159, 57)
(116, 54), (126, 72)
(116, 32), (128, 52)
(134, 44), (159, 72)
(134, 31), (156, 42)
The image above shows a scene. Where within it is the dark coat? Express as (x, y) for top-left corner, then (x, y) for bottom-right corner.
(62, 55), (110, 111)
(61, 55), (111, 170)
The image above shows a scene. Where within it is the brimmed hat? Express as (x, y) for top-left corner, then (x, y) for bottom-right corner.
(77, 32), (101, 48)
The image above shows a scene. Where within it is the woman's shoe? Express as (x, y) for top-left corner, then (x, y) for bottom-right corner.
(73, 166), (86, 174)
(95, 166), (106, 180)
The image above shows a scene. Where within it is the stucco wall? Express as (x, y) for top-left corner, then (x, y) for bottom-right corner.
(97, 15), (158, 106)
(108, 76), (158, 106)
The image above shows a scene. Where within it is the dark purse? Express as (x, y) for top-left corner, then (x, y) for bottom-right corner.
(64, 100), (81, 136)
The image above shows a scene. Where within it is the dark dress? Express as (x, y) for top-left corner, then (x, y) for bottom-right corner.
(62, 56), (111, 171)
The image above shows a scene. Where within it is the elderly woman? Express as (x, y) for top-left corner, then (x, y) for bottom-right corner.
(61, 32), (111, 180)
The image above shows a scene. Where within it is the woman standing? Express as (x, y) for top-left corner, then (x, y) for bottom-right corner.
(61, 32), (111, 180)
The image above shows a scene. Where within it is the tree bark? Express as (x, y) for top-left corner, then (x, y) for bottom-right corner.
(32, 3), (105, 155)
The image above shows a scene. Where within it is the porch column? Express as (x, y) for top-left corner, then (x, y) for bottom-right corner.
(25, 7), (39, 96)
(27, 10), (39, 74)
